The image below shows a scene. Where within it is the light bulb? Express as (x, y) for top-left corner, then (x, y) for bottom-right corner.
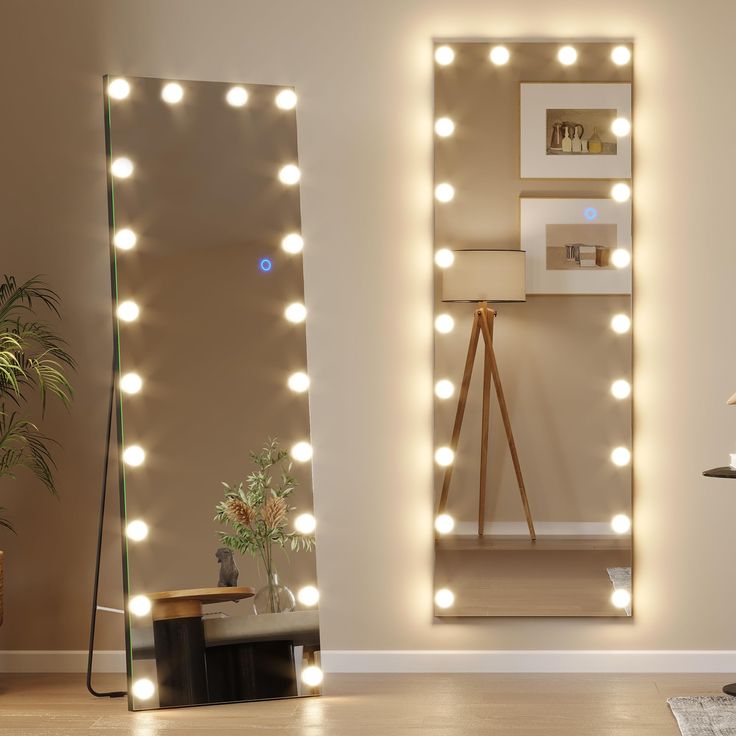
(113, 228), (137, 250)
(434, 183), (455, 203)
(117, 300), (139, 322)
(611, 182), (631, 202)
(611, 46), (631, 65)
(489, 45), (510, 65)
(291, 441), (313, 463)
(611, 117), (631, 137)
(611, 248), (631, 268)
(284, 302), (307, 323)
(434, 588), (455, 608)
(297, 585), (320, 607)
(123, 445), (145, 467)
(120, 372), (143, 394)
(434, 513), (455, 535)
(288, 371), (310, 393)
(434, 46), (454, 65)
(301, 665), (323, 687)
(611, 379), (631, 399)
(111, 157), (133, 179)
(611, 589), (631, 609)
(275, 89), (297, 110)
(281, 233), (304, 254)
(434, 314), (454, 334)
(294, 513), (316, 534)
(161, 82), (184, 104)
(434, 248), (455, 268)
(611, 513), (631, 534)
(108, 78), (130, 100)
(129, 595), (152, 617)
(434, 379), (455, 399)
(611, 313), (631, 334)
(434, 117), (455, 137)
(125, 519), (149, 541)
(278, 164), (301, 185)
(434, 446), (454, 467)
(558, 46), (578, 65)
(226, 86), (248, 107)
(132, 678), (155, 700)
(611, 446), (631, 467)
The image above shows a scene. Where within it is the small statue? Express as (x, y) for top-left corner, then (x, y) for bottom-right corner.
(216, 547), (239, 587)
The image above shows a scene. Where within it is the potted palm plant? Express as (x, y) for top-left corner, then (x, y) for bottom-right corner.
(0, 275), (74, 624)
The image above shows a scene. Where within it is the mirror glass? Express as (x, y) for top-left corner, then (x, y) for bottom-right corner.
(104, 76), (321, 709)
(432, 42), (633, 617)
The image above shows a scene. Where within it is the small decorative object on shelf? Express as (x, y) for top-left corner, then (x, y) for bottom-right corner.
(215, 547), (239, 587)
(703, 389), (736, 479)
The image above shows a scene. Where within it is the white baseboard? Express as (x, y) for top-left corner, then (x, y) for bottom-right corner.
(2, 649), (734, 674)
(452, 522), (625, 536)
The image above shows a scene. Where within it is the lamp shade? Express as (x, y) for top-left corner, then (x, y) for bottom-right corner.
(441, 249), (526, 303)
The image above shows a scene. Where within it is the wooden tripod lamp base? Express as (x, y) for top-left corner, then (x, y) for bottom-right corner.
(437, 250), (536, 541)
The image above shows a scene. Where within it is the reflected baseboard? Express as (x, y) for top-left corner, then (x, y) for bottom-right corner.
(451, 522), (627, 537)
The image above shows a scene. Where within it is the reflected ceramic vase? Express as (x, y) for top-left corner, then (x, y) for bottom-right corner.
(253, 572), (295, 614)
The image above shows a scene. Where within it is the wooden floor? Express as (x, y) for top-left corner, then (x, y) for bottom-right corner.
(0, 672), (728, 734)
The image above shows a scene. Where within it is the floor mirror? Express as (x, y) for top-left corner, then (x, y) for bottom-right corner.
(103, 75), (321, 709)
(432, 41), (634, 617)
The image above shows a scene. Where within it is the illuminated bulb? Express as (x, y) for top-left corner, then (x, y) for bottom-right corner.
(611, 313), (631, 334)
(611, 446), (631, 467)
(558, 45), (578, 65)
(434, 379), (455, 399)
(434, 588), (455, 608)
(107, 78), (130, 100)
(281, 233), (304, 254)
(294, 513), (316, 534)
(132, 678), (155, 700)
(489, 45), (510, 65)
(434, 183), (455, 203)
(434, 248), (455, 268)
(434, 314), (454, 334)
(297, 585), (320, 607)
(284, 302), (307, 323)
(125, 519), (149, 541)
(113, 228), (137, 250)
(290, 441), (313, 463)
(611, 589), (631, 609)
(434, 117), (455, 137)
(611, 117), (631, 137)
(129, 595), (152, 617)
(161, 82), (184, 104)
(278, 164), (301, 185)
(301, 665), (323, 687)
(275, 89), (297, 110)
(434, 446), (454, 467)
(120, 372), (143, 394)
(288, 371), (310, 393)
(611, 379), (631, 399)
(117, 300), (139, 322)
(611, 46), (632, 65)
(226, 86), (248, 107)
(111, 157), (133, 179)
(434, 46), (454, 66)
(611, 182), (631, 202)
(611, 513), (631, 534)
(611, 248), (631, 268)
(434, 513), (455, 535)
(123, 445), (145, 467)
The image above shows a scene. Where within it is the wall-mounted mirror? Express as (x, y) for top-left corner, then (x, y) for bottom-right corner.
(432, 42), (633, 617)
(104, 75), (321, 709)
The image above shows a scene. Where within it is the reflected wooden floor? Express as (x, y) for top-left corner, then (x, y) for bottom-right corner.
(435, 535), (632, 617)
(0, 672), (725, 735)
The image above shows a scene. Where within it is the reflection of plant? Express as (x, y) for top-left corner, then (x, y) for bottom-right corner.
(0, 276), (74, 533)
(215, 439), (314, 603)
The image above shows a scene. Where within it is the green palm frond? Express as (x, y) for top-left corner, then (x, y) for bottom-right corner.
(0, 409), (57, 495)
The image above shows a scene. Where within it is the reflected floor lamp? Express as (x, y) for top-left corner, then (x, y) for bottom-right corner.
(436, 249), (536, 540)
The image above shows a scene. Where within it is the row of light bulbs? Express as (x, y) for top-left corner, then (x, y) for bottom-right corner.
(108, 77), (298, 111)
(435, 44), (631, 67)
(109, 81), (322, 699)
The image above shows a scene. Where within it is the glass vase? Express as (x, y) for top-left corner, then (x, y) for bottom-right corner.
(253, 572), (295, 615)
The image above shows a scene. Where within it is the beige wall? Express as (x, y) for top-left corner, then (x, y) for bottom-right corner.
(1, 0), (736, 654)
